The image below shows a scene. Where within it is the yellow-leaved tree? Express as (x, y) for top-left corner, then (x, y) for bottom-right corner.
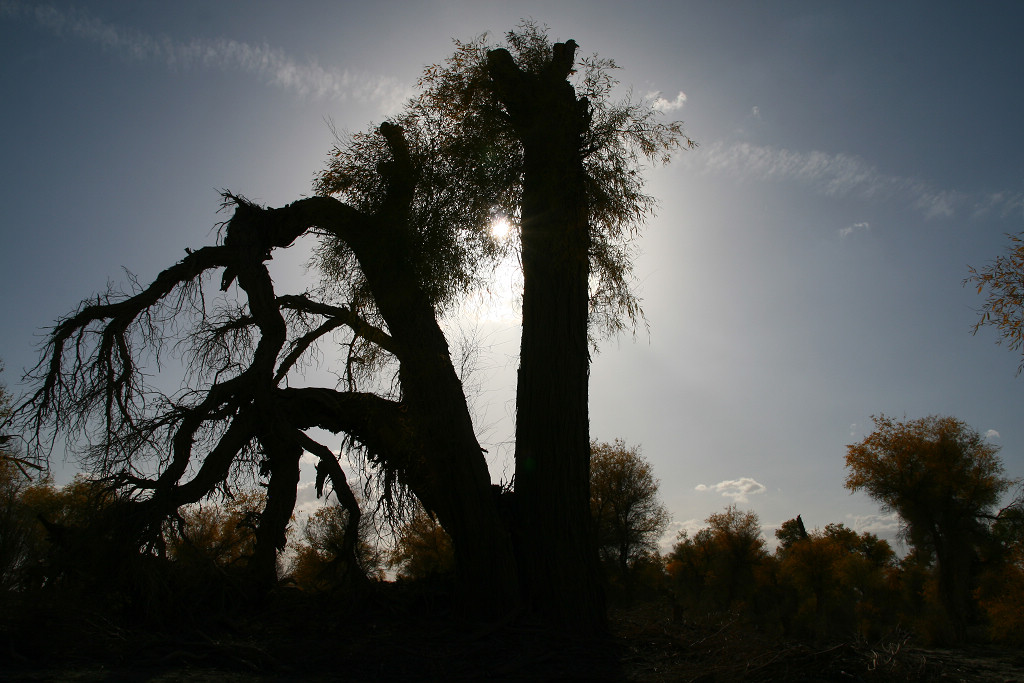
(845, 414), (1015, 638)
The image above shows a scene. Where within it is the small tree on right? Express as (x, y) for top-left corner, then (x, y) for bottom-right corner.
(845, 414), (1014, 637)
(965, 231), (1024, 374)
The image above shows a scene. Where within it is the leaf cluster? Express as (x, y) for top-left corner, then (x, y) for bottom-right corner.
(965, 231), (1024, 374)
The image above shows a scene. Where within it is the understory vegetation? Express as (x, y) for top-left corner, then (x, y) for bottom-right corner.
(2, 434), (1022, 645)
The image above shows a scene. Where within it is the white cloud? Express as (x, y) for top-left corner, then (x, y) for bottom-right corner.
(845, 512), (901, 536)
(1, 1), (411, 110)
(695, 477), (767, 503)
(661, 518), (703, 551)
(750, 105), (761, 119)
(293, 480), (327, 519)
(985, 429), (1001, 441)
(838, 221), (870, 239)
(649, 90), (687, 112)
(696, 142), (890, 197)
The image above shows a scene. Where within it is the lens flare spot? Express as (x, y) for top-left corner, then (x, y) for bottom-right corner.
(489, 216), (513, 240)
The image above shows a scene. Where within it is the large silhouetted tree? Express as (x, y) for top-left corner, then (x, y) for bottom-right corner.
(14, 23), (691, 632)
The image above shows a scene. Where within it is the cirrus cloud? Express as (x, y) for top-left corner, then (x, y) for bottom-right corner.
(687, 140), (1024, 221)
(0, 1), (412, 111)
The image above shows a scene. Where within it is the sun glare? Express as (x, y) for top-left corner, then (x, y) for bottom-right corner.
(489, 216), (513, 240)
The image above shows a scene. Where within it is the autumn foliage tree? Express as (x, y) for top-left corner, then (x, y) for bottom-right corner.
(12, 23), (691, 631)
(667, 505), (768, 613)
(387, 504), (455, 581)
(845, 414), (1015, 636)
(590, 439), (669, 580)
(164, 491), (264, 572)
(288, 501), (385, 591)
(775, 520), (896, 638)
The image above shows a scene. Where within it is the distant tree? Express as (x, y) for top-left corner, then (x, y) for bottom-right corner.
(668, 505), (768, 611)
(973, 485), (1024, 643)
(14, 22), (691, 631)
(774, 514), (809, 553)
(0, 369), (39, 588)
(165, 490), (265, 571)
(288, 500), (384, 591)
(845, 414), (1015, 634)
(388, 504), (455, 581)
(0, 459), (39, 590)
(590, 439), (670, 579)
(0, 362), (36, 479)
(965, 231), (1024, 374)
(776, 519), (896, 637)
(10, 474), (156, 596)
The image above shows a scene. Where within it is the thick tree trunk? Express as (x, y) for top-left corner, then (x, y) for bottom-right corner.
(488, 43), (605, 632)
(514, 160), (603, 630)
(402, 328), (520, 617)
(278, 188), (522, 617)
(934, 529), (975, 638)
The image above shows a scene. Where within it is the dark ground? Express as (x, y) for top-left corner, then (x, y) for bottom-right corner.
(2, 588), (1022, 682)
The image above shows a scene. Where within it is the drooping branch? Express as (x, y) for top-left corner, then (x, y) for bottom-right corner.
(293, 430), (367, 583)
(16, 247), (240, 471)
(277, 294), (399, 359)
(158, 406), (259, 508)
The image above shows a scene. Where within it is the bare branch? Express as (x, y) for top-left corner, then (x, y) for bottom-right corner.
(277, 294), (398, 358)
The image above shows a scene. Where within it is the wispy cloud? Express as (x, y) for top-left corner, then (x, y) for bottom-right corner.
(972, 191), (1024, 221)
(649, 90), (687, 112)
(0, 1), (411, 110)
(839, 221), (870, 239)
(695, 477), (767, 503)
(689, 140), (1020, 221)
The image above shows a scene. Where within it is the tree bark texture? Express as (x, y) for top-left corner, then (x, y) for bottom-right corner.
(488, 42), (606, 632)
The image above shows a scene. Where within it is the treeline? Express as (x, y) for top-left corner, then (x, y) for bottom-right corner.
(2, 424), (1022, 648)
(0, 440), (658, 602)
(625, 415), (1024, 647)
(651, 504), (1023, 646)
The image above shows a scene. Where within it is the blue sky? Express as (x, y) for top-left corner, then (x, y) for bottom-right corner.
(1, 1), (1022, 550)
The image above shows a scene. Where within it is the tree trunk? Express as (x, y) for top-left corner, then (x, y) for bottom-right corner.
(249, 432), (302, 589)
(488, 42), (605, 633)
(934, 529), (975, 639)
(279, 188), (522, 617)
